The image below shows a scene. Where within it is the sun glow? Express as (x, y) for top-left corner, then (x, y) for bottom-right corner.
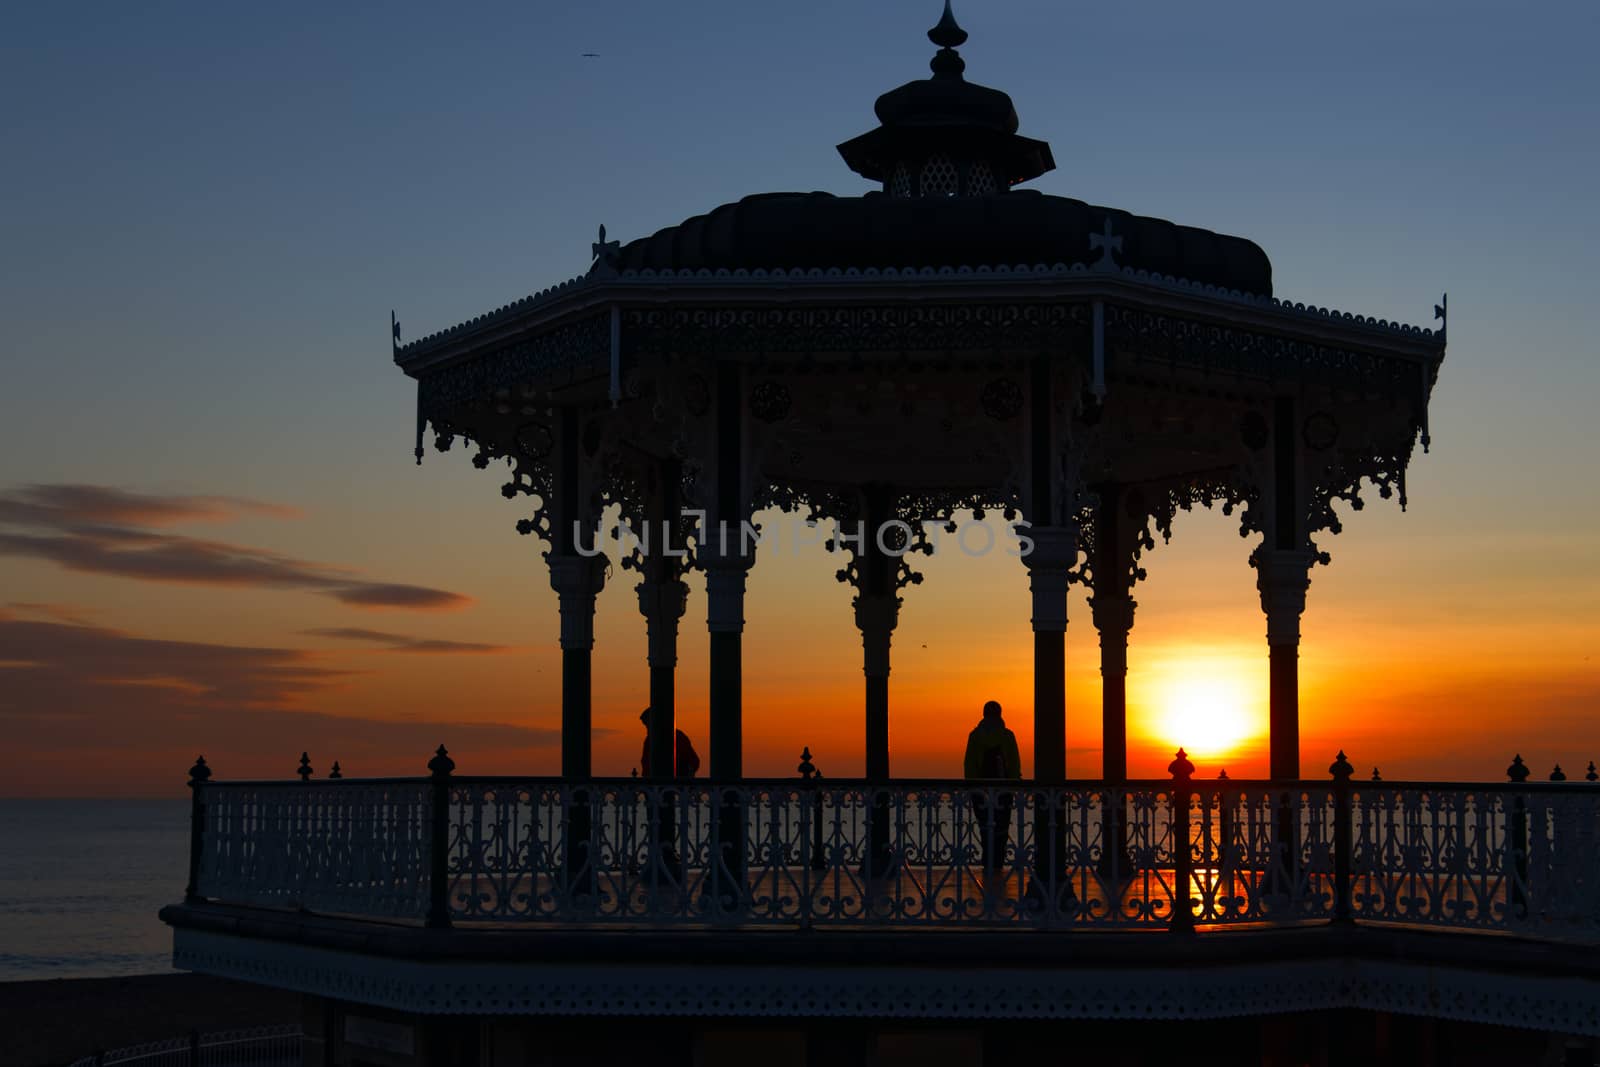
(1140, 656), (1265, 764)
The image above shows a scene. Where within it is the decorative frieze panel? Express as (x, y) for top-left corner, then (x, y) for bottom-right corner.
(1103, 306), (1422, 394)
(416, 313), (610, 421)
(172, 929), (1600, 1034)
(622, 303), (1088, 359)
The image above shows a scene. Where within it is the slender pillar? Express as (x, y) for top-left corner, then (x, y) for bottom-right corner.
(548, 406), (603, 891)
(549, 555), (607, 776)
(1024, 526), (1076, 783)
(548, 550), (604, 890)
(637, 573), (688, 778)
(856, 488), (899, 783)
(1258, 548), (1313, 780)
(1090, 488), (1135, 880)
(637, 459), (688, 780)
(857, 595), (898, 780)
(706, 360), (750, 780)
(703, 547), (752, 775)
(1090, 486), (1135, 783)
(1023, 524), (1075, 901)
(1260, 395), (1312, 781)
(853, 487), (899, 876)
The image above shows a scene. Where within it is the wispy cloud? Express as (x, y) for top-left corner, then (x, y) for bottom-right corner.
(304, 627), (509, 654)
(0, 483), (468, 612)
(0, 614), (558, 776)
(0, 484), (301, 527)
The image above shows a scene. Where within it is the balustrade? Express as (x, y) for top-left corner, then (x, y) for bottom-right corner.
(183, 749), (1600, 941)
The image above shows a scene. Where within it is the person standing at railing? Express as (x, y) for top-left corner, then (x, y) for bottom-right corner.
(639, 707), (700, 878)
(639, 707), (701, 778)
(964, 700), (1022, 876)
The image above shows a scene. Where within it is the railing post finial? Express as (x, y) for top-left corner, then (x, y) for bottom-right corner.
(1549, 763), (1567, 782)
(1507, 754), (1530, 782)
(1587, 761), (1597, 783)
(329, 761), (342, 780)
(1329, 751), (1354, 781)
(428, 744), (456, 780)
(1371, 767), (1382, 782)
(297, 752), (313, 782)
(1168, 747), (1194, 783)
(1217, 768), (1228, 780)
(187, 756), (211, 786)
(798, 747), (817, 781)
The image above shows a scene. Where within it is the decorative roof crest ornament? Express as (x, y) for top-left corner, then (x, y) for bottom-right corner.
(1089, 217), (1122, 271)
(928, 0), (969, 78)
(592, 224), (621, 276)
(836, 3), (1055, 193)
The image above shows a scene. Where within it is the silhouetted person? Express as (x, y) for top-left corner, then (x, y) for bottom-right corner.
(639, 708), (698, 880)
(639, 708), (700, 779)
(964, 700), (1021, 875)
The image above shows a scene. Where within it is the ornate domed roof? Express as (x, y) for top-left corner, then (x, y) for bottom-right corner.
(613, 190), (1274, 296)
(607, 4), (1272, 295)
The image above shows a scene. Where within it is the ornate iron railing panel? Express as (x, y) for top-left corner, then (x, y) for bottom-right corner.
(1187, 783), (1337, 925)
(185, 776), (1600, 941)
(195, 781), (430, 919)
(439, 781), (1189, 928)
(1348, 785), (1600, 940)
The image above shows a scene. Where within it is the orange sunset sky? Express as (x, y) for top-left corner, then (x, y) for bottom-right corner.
(3, 2), (1598, 795)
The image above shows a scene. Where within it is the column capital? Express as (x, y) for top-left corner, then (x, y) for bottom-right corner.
(547, 553), (607, 651)
(1021, 524), (1079, 571)
(1023, 525), (1076, 633)
(636, 577), (689, 668)
(1090, 593), (1136, 639)
(1256, 548), (1316, 647)
(699, 531), (755, 635)
(855, 593), (900, 678)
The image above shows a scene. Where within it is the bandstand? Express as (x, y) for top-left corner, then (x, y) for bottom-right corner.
(158, 8), (1600, 1066)
(395, 1), (1442, 791)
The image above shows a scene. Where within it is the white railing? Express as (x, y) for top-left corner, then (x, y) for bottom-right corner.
(68, 1026), (301, 1067)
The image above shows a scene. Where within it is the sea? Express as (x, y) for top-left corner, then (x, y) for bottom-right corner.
(0, 799), (188, 982)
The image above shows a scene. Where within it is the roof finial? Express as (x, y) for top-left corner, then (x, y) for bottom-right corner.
(928, 1), (967, 78)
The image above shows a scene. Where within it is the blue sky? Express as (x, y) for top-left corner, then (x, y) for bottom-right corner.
(2, 1), (1597, 790)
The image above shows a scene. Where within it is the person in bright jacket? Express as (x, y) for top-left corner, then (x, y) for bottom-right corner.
(964, 700), (1021, 874)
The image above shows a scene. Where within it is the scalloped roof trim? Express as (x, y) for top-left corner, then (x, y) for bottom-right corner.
(397, 262), (1440, 355)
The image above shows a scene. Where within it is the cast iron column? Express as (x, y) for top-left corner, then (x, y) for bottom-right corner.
(1024, 525), (1075, 905)
(1258, 548), (1313, 780)
(706, 361), (750, 779)
(638, 459), (687, 781)
(1025, 526), (1075, 783)
(1091, 490), (1135, 880)
(1090, 486), (1135, 783)
(1260, 395), (1312, 781)
(856, 486), (899, 875)
(548, 406), (604, 890)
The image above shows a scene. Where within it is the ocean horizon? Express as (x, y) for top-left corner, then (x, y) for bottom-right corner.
(0, 798), (187, 982)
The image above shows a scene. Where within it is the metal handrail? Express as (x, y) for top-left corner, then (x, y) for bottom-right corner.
(179, 759), (1600, 943)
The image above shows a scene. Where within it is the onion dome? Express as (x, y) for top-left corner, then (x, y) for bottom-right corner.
(836, 1), (1055, 196)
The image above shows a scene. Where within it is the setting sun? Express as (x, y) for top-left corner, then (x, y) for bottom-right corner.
(1137, 653), (1267, 765)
